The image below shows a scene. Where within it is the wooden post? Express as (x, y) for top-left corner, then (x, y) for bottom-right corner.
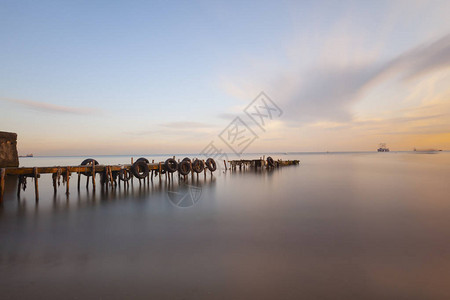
(151, 160), (154, 182)
(66, 167), (70, 195)
(0, 168), (5, 203)
(77, 171), (81, 190)
(203, 160), (207, 178)
(92, 163), (96, 190)
(34, 167), (39, 202)
(52, 174), (57, 194)
(159, 162), (162, 182)
(17, 176), (21, 198)
(108, 166), (114, 187)
(131, 158), (134, 186)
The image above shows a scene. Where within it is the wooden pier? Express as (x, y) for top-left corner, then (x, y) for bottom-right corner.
(227, 156), (300, 170)
(0, 156), (299, 202)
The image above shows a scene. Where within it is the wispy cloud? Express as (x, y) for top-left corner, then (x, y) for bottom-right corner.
(0, 97), (100, 115)
(160, 121), (215, 129)
(282, 33), (450, 124)
(368, 33), (450, 83)
(220, 30), (450, 127)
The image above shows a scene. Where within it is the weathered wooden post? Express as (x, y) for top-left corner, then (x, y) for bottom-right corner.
(16, 176), (21, 198)
(34, 167), (39, 201)
(0, 168), (5, 202)
(151, 160), (154, 182)
(109, 167), (114, 187)
(65, 167), (70, 195)
(52, 173), (57, 194)
(77, 171), (81, 190)
(92, 163), (96, 190)
(203, 160), (207, 178)
(158, 162), (162, 182)
(86, 175), (90, 188)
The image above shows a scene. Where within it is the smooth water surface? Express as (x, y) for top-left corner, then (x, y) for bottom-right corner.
(1, 152), (450, 299)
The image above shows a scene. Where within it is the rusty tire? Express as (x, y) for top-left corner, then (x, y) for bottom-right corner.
(136, 157), (149, 164)
(164, 158), (178, 173)
(267, 156), (275, 167)
(192, 159), (204, 173)
(131, 161), (149, 179)
(205, 158), (217, 172)
(178, 160), (191, 176)
(81, 158), (99, 176)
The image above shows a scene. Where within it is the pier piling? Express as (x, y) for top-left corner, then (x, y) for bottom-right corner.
(34, 167), (39, 201)
(0, 168), (5, 202)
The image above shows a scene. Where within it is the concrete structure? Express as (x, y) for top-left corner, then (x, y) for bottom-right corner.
(0, 131), (19, 167)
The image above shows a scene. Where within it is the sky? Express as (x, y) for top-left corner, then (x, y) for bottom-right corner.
(1, 0), (450, 155)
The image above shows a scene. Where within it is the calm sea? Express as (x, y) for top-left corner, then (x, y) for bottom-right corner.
(1, 152), (450, 299)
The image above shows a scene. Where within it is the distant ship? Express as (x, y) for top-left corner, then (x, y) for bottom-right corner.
(377, 143), (390, 152)
(19, 153), (33, 157)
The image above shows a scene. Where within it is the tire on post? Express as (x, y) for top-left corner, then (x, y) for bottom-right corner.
(136, 157), (149, 164)
(131, 161), (149, 179)
(164, 158), (178, 173)
(81, 158), (99, 175)
(205, 158), (217, 172)
(192, 159), (204, 173)
(267, 156), (275, 167)
(178, 160), (191, 176)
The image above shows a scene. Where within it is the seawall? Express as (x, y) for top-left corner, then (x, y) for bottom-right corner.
(0, 131), (19, 167)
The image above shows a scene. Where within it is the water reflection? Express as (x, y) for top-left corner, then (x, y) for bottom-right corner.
(0, 171), (218, 215)
(2, 153), (450, 299)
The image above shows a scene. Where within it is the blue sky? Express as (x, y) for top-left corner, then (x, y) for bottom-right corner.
(1, 0), (450, 155)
